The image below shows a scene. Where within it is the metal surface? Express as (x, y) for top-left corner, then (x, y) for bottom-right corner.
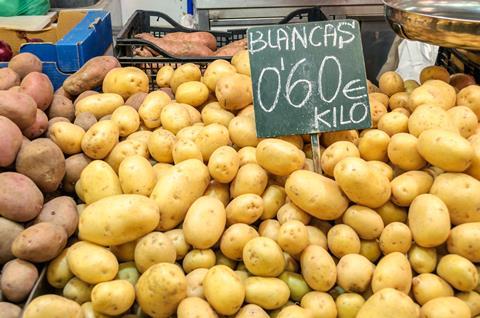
(194, 0), (382, 9)
(384, 0), (480, 50)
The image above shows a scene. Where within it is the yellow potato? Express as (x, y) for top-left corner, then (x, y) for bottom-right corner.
(457, 85), (480, 119)
(237, 146), (257, 166)
(165, 229), (191, 261)
(160, 102), (193, 134)
(277, 305), (313, 318)
(277, 202), (311, 225)
(379, 71), (405, 96)
(203, 60), (237, 92)
(176, 81), (209, 107)
(334, 157), (391, 208)
(230, 163), (268, 198)
(186, 268), (208, 298)
(172, 138), (203, 164)
(23, 294), (83, 318)
(430, 173), (480, 225)
(420, 65), (450, 84)
(81, 120), (119, 159)
(216, 73), (253, 111)
(81, 301), (111, 318)
(408, 194), (450, 247)
(134, 231), (176, 273)
(359, 239), (382, 263)
(409, 80), (456, 111)
(467, 135), (480, 179)
(277, 220), (309, 255)
(378, 111), (409, 136)
(320, 141), (360, 177)
(220, 224), (258, 261)
(404, 79), (420, 93)
(387, 133), (426, 170)
(366, 162), (393, 180)
(356, 288), (419, 318)
(335, 293), (364, 318)
(321, 130), (359, 147)
(408, 104), (458, 137)
(261, 185), (286, 220)
(300, 245), (336, 292)
(379, 222), (412, 254)
(48, 122), (85, 155)
(91, 280), (135, 315)
(358, 129), (390, 162)
(391, 171), (433, 207)
(63, 276), (91, 304)
(204, 180), (230, 206)
(375, 201), (407, 225)
(299, 292), (336, 318)
(118, 155), (156, 196)
(47, 249), (74, 289)
(337, 254), (373, 293)
(342, 205), (384, 240)
(232, 50), (250, 76)
(372, 252), (412, 294)
(392, 107), (411, 116)
(243, 237), (285, 277)
(226, 194), (263, 225)
(245, 277), (290, 310)
(201, 102), (235, 127)
(418, 128), (473, 172)
(136, 263), (187, 318)
(102, 66), (148, 99)
(256, 139), (305, 176)
(126, 130), (151, 145)
(258, 219), (280, 242)
(195, 123), (231, 161)
(170, 63), (202, 93)
(456, 291), (480, 316)
(370, 92), (389, 107)
(156, 65), (174, 88)
(447, 106), (477, 138)
(148, 128), (176, 163)
(67, 241), (118, 284)
(183, 249), (216, 273)
(111, 105), (140, 137)
(79, 194), (159, 246)
(105, 139), (149, 172)
(420, 297), (471, 318)
(79, 160), (122, 204)
(208, 146), (239, 183)
(409, 244), (437, 274)
(150, 159), (210, 230)
(177, 297), (217, 318)
(369, 98), (387, 128)
(183, 196), (226, 249)
(448, 223), (480, 262)
(388, 92), (410, 110)
(203, 265), (245, 315)
(236, 304), (269, 318)
(228, 114), (259, 148)
(437, 254), (479, 291)
(138, 90), (172, 129)
(412, 273), (453, 305)
(183, 103), (202, 123)
(327, 224), (361, 258)
(285, 169), (348, 220)
(110, 241), (136, 262)
(75, 93), (124, 119)
(306, 226), (327, 249)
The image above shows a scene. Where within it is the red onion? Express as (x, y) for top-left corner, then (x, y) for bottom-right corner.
(0, 40), (13, 62)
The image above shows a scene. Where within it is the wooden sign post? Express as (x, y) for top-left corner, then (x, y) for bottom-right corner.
(248, 20), (372, 173)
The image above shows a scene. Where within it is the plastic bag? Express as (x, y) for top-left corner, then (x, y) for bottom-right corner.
(0, 0), (50, 16)
(395, 39), (439, 81)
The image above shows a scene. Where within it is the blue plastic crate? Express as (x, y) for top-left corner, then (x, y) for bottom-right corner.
(0, 10), (112, 90)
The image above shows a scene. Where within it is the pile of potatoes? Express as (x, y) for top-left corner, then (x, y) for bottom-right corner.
(3, 48), (480, 318)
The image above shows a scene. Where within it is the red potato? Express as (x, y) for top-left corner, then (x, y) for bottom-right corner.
(163, 31), (217, 51)
(54, 87), (73, 100)
(20, 72), (54, 110)
(34, 196), (78, 237)
(0, 302), (21, 318)
(48, 95), (75, 121)
(450, 73), (476, 91)
(0, 68), (20, 90)
(0, 259), (38, 302)
(0, 91), (37, 129)
(0, 172), (43, 222)
(8, 85), (21, 92)
(0, 116), (22, 167)
(7, 52), (42, 79)
(125, 91), (148, 110)
(22, 109), (48, 139)
(63, 153), (91, 193)
(0, 217), (24, 264)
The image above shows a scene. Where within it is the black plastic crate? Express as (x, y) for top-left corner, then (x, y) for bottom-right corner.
(436, 47), (480, 83)
(114, 8), (327, 90)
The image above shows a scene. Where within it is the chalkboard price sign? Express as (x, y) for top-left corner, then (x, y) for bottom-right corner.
(248, 20), (371, 138)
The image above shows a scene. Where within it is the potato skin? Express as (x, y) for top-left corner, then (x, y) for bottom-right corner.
(75, 93), (124, 120)
(226, 194), (263, 225)
(81, 120), (119, 160)
(372, 252), (412, 294)
(391, 171), (433, 207)
(356, 288), (419, 318)
(91, 279), (135, 315)
(48, 94), (75, 121)
(8, 52), (42, 79)
(22, 108), (48, 139)
(47, 249), (74, 289)
(1, 258), (38, 302)
(204, 60), (237, 91)
(63, 56), (120, 95)
(230, 163), (268, 198)
(216, 73), (253, 110)
(387, 133), (426, 171)
(300, 245), (337, 292)
(342, 205), (384, 240)
(0, 217), (24, 264)
(0, 91), (37, 129)
(135, 232), (176, 273)
(119, 155), (156, 196)
(136, 263), (187, 318)
(0, 302), (21, 318)
(0, 172), (43, 222)
(63, 153), (91, 193)
(34, 196), (78, 237)
(15, 138), (66, 192)
(20, 71), (54, 110)
(208, 146), (240, 183)
(285, 170), (348, 220)
(49, 122), (85, 155)
(0, 115), (22, 167)
(256, 139), (305, 176)
(220, 224), (258, 261)
(420, 297), (471, 318)
(337, 254), (374, 293)
(457, 85), (480, 119)
(79, 194), (159, 246)
(177, 297), (218, 318)
(80, 160), (122, 204)
(447, 222), (480, 262)
(245, 277), (290, 310)
(102, 66), (149, 99)
(412, 273), (453, 305)
(12, 222), (67, 262)
(23, 294), (83, 318)
(203, 265), (245, 315)
(0, 67), (20, 90)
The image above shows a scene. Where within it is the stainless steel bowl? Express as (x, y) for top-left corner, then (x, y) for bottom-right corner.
(384, 0), (480, 50)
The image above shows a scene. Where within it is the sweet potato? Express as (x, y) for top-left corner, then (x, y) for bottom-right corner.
(0, 68), (20, 90)
(7, 52), (42, 79)
(135, 33), (213, 57)
(12, 222), (67, 262)
(15, 138), (66, 193)
(63, 153), (91, 193)
(22, 109), (48, 139)
(0, 217), (24, 264)
(0, 91), (37, 129)
(0, 116), (22, 167)
(0, 172), (43, 222)
(20, 72), (54, 110)
(0, 259), (38, 302)
(48, 95), (74, 121)
(163, 31), (217, 50)
(215, 39), (248, 56)
(63, 56), (120, 95)
(34, 196), (78, 237)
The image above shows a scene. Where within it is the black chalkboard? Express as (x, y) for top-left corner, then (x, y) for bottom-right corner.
(248, 20), (371, 138)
